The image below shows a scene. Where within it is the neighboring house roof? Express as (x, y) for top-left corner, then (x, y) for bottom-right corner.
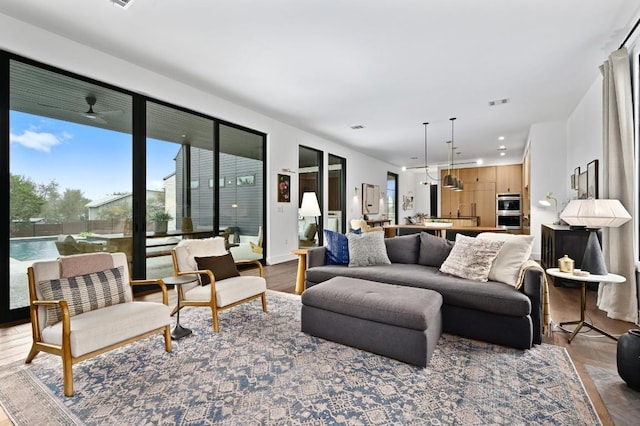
(85, 193), (131, 208)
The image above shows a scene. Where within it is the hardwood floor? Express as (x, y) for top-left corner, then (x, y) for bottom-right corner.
(0, 261), (636, 425)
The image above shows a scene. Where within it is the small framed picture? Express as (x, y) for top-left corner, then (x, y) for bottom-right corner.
(587, 159), (599, 199)
(578, 171), (588, 199)
(277, 174), (290, 202)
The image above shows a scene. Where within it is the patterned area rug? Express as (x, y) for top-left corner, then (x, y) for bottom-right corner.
(0, 290), (600, 425)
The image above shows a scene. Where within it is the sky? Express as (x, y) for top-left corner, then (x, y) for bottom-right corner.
(9, 111), (179, 201)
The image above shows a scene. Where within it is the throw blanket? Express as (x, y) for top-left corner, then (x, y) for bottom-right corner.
(516, 260), (551, 336)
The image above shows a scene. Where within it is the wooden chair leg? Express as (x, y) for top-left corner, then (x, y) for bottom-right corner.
(261, 293), (268, 312)
(211, 306), (220, 333)
(170, 304), (182, 316)
(163, 326), (172, 352)
(24, 344), (39, 363)
(62, 355), (74, 397)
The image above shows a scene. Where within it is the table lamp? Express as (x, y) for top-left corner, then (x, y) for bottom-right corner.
(300, 192), (322, 225)
(559, 199), (631, 275)
(538, 192), (560, 225)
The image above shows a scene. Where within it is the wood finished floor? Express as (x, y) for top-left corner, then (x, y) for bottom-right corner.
(0, 261), (637, 425)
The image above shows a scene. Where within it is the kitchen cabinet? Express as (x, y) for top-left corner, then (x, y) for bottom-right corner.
(459, 166), (496, 184)
(496, 164), (522, 194)
(460, 182), (496, 227)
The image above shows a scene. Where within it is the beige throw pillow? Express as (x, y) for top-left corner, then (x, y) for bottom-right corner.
(440, 234), (505, 282)
(477, 232), (535, 286)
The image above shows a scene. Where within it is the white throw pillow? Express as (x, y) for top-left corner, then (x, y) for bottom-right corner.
(176, 237), (227, 270)
(440, 234), (505, 282)
(347, 231), (391, 267)
(477, 232), (534, 286)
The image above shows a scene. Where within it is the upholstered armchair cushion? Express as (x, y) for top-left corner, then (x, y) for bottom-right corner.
(40, 301), (171, 358)
(174, 237), (227, 271)
(182, 275), (267, 307)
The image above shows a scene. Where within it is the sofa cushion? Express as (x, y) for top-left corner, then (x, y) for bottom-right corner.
(347, 231), (391, 267)
(37, 266), (128, 327)
(305, 263), (531, 317)
(384, 233), (420, 264)
(477, 232), (535, 286)
(195, 253), (240, 284)
(324, 229), (350, 265)
(440, 234), (505, 282)
(418, 232), (454, 267)
(302, 277), (442, 330)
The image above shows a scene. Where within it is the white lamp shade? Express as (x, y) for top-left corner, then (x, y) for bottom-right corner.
(299, 192), (322, 217)
(559, 199), (631, 228)
(538, 199), (551, 207)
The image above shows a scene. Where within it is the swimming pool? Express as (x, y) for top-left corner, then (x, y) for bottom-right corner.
(10, 237), (59, 261)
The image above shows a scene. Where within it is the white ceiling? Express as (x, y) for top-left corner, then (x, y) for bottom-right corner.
(1, 0), (639, 169)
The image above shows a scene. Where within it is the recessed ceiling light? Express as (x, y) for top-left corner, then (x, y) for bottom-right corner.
(498, 136), (505, 141)
(499, 145), (506, 150)
(401, 166), (407, 171)
(350, 125), (365, 130)
(110, 0), (135, 8)
(488, 98), (510, 107)
(476, 159), (483, 165)
(500, 152), (506, 156)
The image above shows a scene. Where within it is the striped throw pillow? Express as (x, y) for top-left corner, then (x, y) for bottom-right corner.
(38, 266), (128, 327)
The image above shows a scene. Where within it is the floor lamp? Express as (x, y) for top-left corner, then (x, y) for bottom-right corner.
(559, 199), (631, 275)
(300, 192), (321, 226)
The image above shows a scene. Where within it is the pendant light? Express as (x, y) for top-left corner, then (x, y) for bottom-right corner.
(420, 122), (430, 185)
(443, 118), (458, 189)
(453, 151), (464, 191)
(442, 118), (455, 188)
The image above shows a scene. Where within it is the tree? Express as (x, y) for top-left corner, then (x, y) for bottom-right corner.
(9, 174), (45, 222)
(38, 180), (62, 223)
(58, 189), (90, 222)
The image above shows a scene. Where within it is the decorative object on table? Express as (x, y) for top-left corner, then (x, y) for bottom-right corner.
(558, 255), (574, 273)
(560, 199), (631, 275)
(277, 173), (290, 202)
(149, 210), (173, 234)
(617, 329), (640, 390)
(181, 216), (193, 233)
(587, 159), (599, 199)
(299, 192), (321, 225)
(538, 192), (560, 224)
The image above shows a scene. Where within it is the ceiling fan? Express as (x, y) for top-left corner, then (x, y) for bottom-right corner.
(39, 95), (122, 125)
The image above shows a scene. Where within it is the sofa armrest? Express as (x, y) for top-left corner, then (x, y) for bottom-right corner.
(306, 247), (327, 268)
(521, 267), (544, 345)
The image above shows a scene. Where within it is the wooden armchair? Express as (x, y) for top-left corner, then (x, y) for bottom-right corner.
(171, 237), (267, 332)
(25, 252), (172, 396)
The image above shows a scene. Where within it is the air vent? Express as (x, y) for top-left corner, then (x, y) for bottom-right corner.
(111, 0), (135, 9)
(488, 98), (510, 107)
(350, 125), (365, 130)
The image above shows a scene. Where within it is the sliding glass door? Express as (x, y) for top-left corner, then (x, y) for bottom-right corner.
(7, 59), (133, 316)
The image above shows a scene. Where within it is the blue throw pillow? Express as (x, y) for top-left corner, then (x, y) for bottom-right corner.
(324, 229), (350, 265)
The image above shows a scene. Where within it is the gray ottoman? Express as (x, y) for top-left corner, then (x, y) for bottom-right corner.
(301, 277), (443, 367)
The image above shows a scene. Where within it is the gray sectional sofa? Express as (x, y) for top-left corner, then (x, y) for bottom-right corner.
(304, 232), (544, 349)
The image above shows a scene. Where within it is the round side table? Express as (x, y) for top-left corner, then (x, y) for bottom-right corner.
(546, 268), (625, 343)
(163, 274), (198, 340)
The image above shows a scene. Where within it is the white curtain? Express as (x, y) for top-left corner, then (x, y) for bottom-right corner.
(598, 47), (638, 323)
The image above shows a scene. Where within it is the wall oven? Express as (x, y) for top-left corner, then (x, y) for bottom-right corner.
(496, 193), (522, 230)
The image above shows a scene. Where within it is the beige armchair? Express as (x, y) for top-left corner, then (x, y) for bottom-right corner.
(25, 252), (172, 396)
(171, 237), (267, 332)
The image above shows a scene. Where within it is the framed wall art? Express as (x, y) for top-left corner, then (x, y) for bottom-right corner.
(578, 171), (588, 199)
(277, 174), (290, 202)
(587, 159), (599, 199)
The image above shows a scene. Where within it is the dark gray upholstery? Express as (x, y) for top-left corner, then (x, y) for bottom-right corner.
(302, 276), (442, 367)
(384, 233), (420, 264)
(303, 233), (544, 349)
(418, 232), (454, 266)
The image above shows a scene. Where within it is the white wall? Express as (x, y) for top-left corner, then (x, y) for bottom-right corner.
(566, 78), (603, 198)
(527, 121), (567, 259)
(0, 13), (402, 265)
